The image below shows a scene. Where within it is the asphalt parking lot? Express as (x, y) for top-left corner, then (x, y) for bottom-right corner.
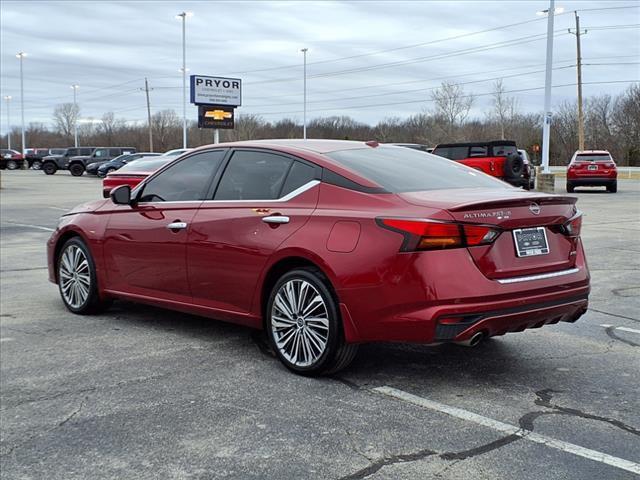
(1, 170), (639, 480)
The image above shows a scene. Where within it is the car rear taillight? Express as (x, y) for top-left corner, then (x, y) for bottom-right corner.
(378, 218), (500, 251)
(562, 213), (582, 237)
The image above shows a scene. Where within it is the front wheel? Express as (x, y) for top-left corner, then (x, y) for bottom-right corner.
(43, 162), (57, 175)
(31, 160), (42, 170)
(57, 237), (110, 314)
(69, 163), (85, 176)
(266, 268), (358, 376)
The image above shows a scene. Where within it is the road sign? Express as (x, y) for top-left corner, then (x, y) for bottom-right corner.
(190, 75), (241, 107)
(198, 105), (235, 129)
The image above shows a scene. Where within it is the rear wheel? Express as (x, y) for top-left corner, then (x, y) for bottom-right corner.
(57, 237), (110, 314)
(6, 160), (18, 170)
(31, 160), (42, 170)
(566, 182), (575, 193)
(43, 162), (57, 175)
(266, 267), (358, 376)
(607, 181), (617, 193)
(69, 163), (85, 176)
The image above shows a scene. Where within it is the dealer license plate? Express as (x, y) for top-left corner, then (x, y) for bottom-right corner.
(588, 164), (598, 171)
(513, 227), (550, 257)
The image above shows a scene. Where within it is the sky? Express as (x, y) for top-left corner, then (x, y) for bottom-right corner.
(1, 0), (639, 135)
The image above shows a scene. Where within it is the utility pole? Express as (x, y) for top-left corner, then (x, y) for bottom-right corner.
(301, 48), (308, 140)
(3, 96), (11, 150)
(569, 11), (586, 151)
(16, 52), (27, 169)
(143, 78), (154, 152)
(71, 84), (79, 147)
(541, 0), (555, 175)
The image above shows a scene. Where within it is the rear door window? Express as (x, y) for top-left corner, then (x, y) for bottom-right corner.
(281, 161), (317, 196)
(469, 146), (488, 157)
(433, 146), (469, 160)
(214, 151), (293, 200)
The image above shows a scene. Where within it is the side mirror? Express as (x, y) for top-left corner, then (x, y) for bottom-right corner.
(110, 185), (132, 205)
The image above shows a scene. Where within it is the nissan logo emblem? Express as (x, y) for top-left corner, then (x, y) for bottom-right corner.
(529, 203), (541, 215)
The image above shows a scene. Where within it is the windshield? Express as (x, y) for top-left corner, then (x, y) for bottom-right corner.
(118, 158), (172, 173)
(575, 154), (612, 162)
(326, 147), (509, 193)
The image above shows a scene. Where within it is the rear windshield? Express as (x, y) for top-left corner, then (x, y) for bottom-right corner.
(326, 147), (509, 193)
(575, 154), (612, 162)
(118, 158), (171, 173)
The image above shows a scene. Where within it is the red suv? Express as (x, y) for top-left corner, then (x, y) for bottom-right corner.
(566, 150), (617, 193)
(432, 140), (526, 188)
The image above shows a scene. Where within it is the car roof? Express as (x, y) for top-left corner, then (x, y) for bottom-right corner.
(202, 139), (374, 154)
(435, 140), (517, 148)
(575, 150), (610, 154)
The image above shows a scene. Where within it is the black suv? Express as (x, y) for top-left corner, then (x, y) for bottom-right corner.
(67, 147), (137, 176)
(42, 147), (97, 175)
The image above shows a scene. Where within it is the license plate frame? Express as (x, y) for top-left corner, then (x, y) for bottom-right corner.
(588, 164), (598, 171)
(512, 227), (550, 258)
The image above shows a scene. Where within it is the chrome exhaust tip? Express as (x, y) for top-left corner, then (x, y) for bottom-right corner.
(455, 331), (485, 347)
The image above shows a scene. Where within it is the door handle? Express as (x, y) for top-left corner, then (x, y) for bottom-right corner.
(262, 215), (290, 225)
(167, 221), (188, 230)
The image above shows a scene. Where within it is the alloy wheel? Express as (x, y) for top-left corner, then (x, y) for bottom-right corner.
(59, 245), (91, 309)
(271, 279), (329, 367)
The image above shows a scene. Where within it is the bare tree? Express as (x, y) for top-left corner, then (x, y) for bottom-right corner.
(52, 103), (79, 138)
(491, 79), (518, 140)
(431, 81), (474, 138)
(151, 110), (181, 150)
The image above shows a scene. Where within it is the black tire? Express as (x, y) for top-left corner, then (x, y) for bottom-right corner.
(6, 160), (18, 170)
(266, 267), (358, 376)
(43, 162), (57, 175)
(607, 181), (617, 193)
(566, 182), (575, 193)
(57, 237), (110, 314)
(31, 160), (42, 170)
(503, 153), (524, 180)
(69, 163), (85, 176)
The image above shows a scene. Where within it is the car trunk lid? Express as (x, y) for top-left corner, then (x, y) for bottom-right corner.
(399, 188), (579, 279)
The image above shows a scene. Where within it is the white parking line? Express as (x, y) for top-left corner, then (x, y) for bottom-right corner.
(374, 386), (640, 475)
(0, 338), (15, 343)
(600, 324), (640, 335)
(1, 222), (54, 232)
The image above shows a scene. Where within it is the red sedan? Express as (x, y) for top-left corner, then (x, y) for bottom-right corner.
(102, 157), (173, 198)
(48, 140), (590, 375)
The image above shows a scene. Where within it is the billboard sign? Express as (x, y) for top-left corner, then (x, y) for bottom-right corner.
(198, 105), (235, 129)
(190, 75), (241, 107)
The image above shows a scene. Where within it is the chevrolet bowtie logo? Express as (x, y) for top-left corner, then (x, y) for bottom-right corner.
(204, 110), (233, 120)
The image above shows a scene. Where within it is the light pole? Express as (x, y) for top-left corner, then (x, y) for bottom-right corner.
(3, 96), (11, 150)
(16, 52), (27, 168)
(176, 11), (192, 149)
(71, 84), (79, 147)
(537, 3), (563, 176)
(301, 48), (308, 140)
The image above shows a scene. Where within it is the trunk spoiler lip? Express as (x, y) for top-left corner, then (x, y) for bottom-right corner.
(447, 195), (577, 212)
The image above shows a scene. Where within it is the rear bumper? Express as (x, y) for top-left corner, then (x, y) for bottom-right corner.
(568, 177), (616, 186)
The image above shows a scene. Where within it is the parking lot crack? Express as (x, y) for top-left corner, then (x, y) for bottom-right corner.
(338, 447), (437, 480)
(534, 389), (639, 436)
(1, 398), (85, 459)
(588, 308), (640, 324)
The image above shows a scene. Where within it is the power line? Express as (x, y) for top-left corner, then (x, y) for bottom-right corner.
(247, 80), (639, 116)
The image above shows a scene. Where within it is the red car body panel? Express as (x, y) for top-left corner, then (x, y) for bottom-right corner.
(49, 140), (590, 346)
(458, 156), (506, 177)
(102, 173), (149, 198)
